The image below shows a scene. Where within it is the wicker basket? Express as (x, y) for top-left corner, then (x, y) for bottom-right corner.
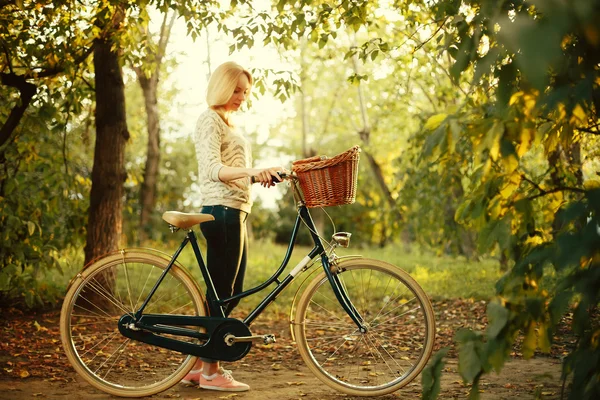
(292, 145), (361, 208)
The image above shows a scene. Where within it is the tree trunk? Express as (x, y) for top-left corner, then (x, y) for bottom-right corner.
(84, 36), (129, 265)
(350, 44), (403, 226)
(136, 11), (175, 243)
(138, 73), (160, 242)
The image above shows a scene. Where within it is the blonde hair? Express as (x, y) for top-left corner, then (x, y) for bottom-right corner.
(206, 62), (253, 125)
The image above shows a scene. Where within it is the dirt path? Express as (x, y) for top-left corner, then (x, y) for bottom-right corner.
(0, 300), (570, 399)
(0, 358), (564, 400)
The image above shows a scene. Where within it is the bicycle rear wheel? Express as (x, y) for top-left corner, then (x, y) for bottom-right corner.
(293, 257), (435, 396)
(60, 250), (206, 397)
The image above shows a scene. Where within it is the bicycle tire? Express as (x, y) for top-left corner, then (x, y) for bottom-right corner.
(60, 250), (206, 397)
(293, 257), (435, 396)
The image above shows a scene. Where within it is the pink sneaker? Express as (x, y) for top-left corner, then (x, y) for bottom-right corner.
(181, 368), (202, 385)
(200, 368), (250, 392)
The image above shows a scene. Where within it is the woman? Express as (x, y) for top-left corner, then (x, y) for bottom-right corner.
(181, 61), (283, 392)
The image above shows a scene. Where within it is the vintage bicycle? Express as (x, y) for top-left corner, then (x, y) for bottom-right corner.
(59, 146), (435, 397)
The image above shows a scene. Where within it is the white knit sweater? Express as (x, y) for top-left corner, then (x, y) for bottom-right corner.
(193, 108), (253, 213)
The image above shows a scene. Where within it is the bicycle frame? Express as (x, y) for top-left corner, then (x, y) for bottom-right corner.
(119, 183), (367, 359)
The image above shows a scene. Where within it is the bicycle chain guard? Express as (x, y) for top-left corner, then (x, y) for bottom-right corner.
(118, 314), (252, 361)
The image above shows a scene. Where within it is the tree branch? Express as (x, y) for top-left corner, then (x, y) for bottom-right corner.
(525, 186), (585, 201)
(23, 43), (95, 79)
(412, 18), (447, 53)
(521, 174), (546, 194)
(0, 43), (94, 149)
(575, 126), (599, 135)
(1, 39), (13, 73)
(0, 72), (37, 148)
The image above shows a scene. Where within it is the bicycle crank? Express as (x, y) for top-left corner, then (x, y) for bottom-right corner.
(224, 333), (276, 346)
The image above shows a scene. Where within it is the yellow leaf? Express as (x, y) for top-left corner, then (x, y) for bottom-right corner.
(500, 173), (522, 199)
(424, 113), (447, 130)
(584, 180), (600, 190)
(517, 128), (533, 157)
(489, 197), (503, 219)
(486, 122), (504, 160)
(571, 104), (587, 123)
(539, 322), (551, 353)
(523, 93), (537, 117)
(522, 321), (537, 359)
(19, 370), (30, 378)
(502, 153), (518, 173)
(509, 91), (523, 106)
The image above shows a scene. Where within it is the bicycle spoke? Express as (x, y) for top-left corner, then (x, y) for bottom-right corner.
(371, 304), (420, 330)
(134, 264), (156, 311)
(85, 277), (131, 316)
(72, 301), (116, 320)
(308, 296), (349, 325)
(78, 330), (122, 358)
(366, 331), (410, 376)
(303, 319), (355, 329)
(101, 338), (131, 381)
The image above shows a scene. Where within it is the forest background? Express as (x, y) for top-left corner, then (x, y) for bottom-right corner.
(1, 0), (599, 399)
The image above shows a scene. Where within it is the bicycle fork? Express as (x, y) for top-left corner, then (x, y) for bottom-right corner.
(321, 254), (368, 333)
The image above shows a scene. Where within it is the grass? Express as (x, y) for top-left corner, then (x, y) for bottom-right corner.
(173, 239), (503, 314)
(30, 238), (503, 314)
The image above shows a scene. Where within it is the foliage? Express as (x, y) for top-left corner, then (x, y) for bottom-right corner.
(0, 95), (91, 308)
(413, 0), (600, 398)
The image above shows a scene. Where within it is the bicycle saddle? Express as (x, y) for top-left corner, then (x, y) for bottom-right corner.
(162, 211), (215, 229)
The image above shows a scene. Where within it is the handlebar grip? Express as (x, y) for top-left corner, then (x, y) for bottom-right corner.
(251, 172), (287, 184)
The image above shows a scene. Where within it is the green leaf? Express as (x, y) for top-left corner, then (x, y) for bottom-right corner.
(422, 123), (448, 159)
(478, 217), (510, 253)
(422, 347), (450, 400)
(549, 290), (573, 324)
(458, 339), (482, 382)
(450, 35), (474, 82)
(486, 302), (509, 339)
(485, 337), (509, 372)
(26, 221), (35, 236)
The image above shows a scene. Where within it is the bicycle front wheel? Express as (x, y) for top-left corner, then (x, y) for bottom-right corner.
(60, 250), (206, 397)
(293, 257), (435, 396)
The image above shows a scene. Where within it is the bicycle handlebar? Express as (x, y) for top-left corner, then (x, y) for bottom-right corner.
(250, 172), (290, 184)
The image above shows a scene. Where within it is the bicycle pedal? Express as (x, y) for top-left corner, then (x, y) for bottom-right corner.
(263, 334), (276, 344)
